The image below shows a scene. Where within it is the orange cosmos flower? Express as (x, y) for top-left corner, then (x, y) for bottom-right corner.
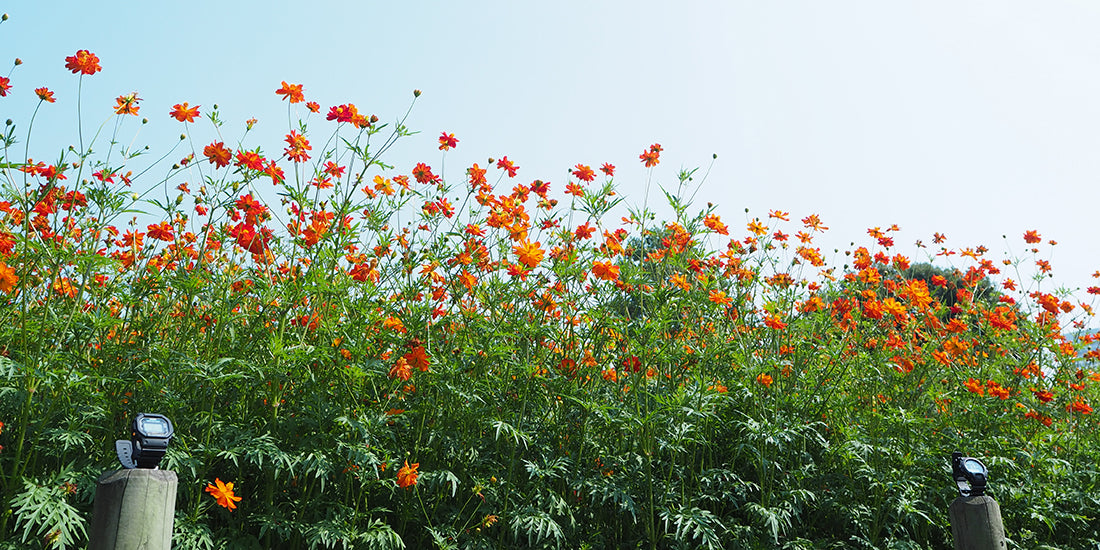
(170, 102), (200, 122)
(0, 261), (17, 293)
(963, 378), (984, 395)
(756, 373), (773, 388)
(669, 273), (691, 291)
(639, 144), (662, 167)
(114, 92), (141, 115)
(276, 81), (305, 103)
(284, 131), (312, 162)
(404, 345), (431, 372)
(592, 261), (620, 281)
(1067, 399), (1093, 415)
(763, 315), (787, 331)
(396, 461), (419, 488)
(34, 87), (55, 103)
(704, 214), (729, 235)
(0, 77), (10, 97)
(438, 132), (459, 151)
(496, 156), (519, 177)
(600, 162), (615, 176)
(513, 240), (544, 268)
(747, 220), (767, 236)
(1023, 230), (1041, 244)
(388, 357), (412, 381)
(205, 478), (242, 510)
(147, 221), (174, 242)
(65, 50), (101, 75)
(801, 214), (829, 232)
(1031, 389), (1054, 403)
(987, 383), (1010, 400)
(203, 142), (232, 168)
(573, 164), (595, 182)
(708, 290), (732, 306)
(459, 269), (477, 289)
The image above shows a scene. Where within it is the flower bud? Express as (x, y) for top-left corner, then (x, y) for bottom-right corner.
(14, 58), (22, 65)
(4, 119), (11, 126)
(370, 114), (379, 124)
(142, 117), (148, 124)
(180, 134), (186, 140)
(413, 89), (421, 97)
(1, 14), (8, 21)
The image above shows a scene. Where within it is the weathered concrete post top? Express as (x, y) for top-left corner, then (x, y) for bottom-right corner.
(948, 451), (1007, 550)
(89, 413), (178, 550)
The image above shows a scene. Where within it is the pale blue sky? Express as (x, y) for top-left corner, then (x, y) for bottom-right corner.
(4, 1), (1099, 300)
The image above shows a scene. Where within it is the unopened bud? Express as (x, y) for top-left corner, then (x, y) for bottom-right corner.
(14, 58), (22, 66)
(1, 14), (8, 21)
(4, 119), (11, 126)
(172, 164), (180, 170)
(413, 89), (421, 98)
(180, 134), (186, 140)
(213, 104), (218, 109)
(142, 117), (148, 124)
(713, 153), (717, 159)
(370, 114), (379, 124)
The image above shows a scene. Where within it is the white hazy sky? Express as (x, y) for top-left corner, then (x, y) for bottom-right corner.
(3, 1), (1099, 301)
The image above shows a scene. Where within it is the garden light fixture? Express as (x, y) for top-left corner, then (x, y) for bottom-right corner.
(951, 451), (988, 497)
(115, 413), (174, 469)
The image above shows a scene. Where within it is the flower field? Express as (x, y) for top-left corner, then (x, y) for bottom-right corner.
(2, 23), (1099, 550)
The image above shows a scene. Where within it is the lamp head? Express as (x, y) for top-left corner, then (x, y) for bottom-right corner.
(116, 413), (173, 469)
(951, 451), (988, 497)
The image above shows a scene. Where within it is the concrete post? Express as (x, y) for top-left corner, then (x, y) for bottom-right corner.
(89, 469), (177, 550)
(949, 495), (1006, 550)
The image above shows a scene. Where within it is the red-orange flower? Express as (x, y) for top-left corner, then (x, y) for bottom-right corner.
(708, 290), (732, 306)
(396, 461), (419, 488)
(756, 373), (773, 387)
(1032, 389), (1054, 403)
(1023, 230), (1041, 244)
(147, 221), (174, 242)
(496, 156), (519, 177)
(65, 50), (102, 75)
(592, 261), (620, 281)
(764, 315), (787, 331)
(327, 103), (359, 123)
(963, 378), (984, 395)
(203, 142), (232, 168)
(704, 214), (729, 235)
(573, 164), (595, 182)
(236, 150), (264, 171)
(0, 261), (17, 293)
(639, 143), (662, 167)
(205, 478), (242, 510)
(513, 240), (544, 268)
(0, 77), (10, 97)
(34, 87), (55, 103)
(284, 131), (312, 163)
(388, 357), (412, 381)
(412, 163), (438, 184)
(114, 92), (141, 116)
(276, 81), (305, 103)
(438, 132), (459, 151)
(169, 102), (200, 122)
(1068, 399), (1093, 414)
